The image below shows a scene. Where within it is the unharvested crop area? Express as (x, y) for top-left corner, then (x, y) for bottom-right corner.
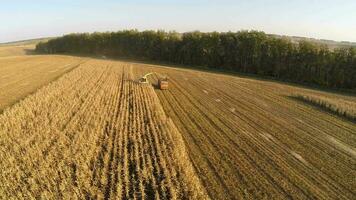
(0, 60), (207, 199)
(292, 92), (356, 121)
(0, 55), (84, 111)
(0, 56), (355, 199)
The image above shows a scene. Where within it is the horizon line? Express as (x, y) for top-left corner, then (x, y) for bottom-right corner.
(2, 29), (356, 45)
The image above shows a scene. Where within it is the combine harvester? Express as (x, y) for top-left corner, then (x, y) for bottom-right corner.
(139, 72), (169, 90)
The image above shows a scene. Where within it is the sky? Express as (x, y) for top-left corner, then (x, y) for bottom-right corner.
(1, 0), (356, 43)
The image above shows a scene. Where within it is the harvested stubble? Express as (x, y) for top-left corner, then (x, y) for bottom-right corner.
(129, 61), (356, 200)
(0, 61), (207, 199)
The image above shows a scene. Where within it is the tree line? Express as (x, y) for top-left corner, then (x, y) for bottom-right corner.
(36, 30), (356, 89)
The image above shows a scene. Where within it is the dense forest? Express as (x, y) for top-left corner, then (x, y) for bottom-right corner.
(36, 30), (356, 89)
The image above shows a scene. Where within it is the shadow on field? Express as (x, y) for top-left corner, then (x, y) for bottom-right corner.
(151, 83), (161, 90)
(24, 49), (37, 55)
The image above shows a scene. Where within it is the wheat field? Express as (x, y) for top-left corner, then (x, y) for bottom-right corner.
(0, 54), (355, 199)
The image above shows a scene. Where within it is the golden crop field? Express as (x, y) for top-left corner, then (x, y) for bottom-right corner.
(0, 60), (207, 199)
(0, 56), (355, 199)
(0, 55), (85, 111)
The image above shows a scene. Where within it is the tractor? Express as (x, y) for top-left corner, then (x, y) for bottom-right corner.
(139, 72), (169, 90)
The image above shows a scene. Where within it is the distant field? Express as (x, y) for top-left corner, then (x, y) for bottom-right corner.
(271, 34), (356, 49)
(0, 38), (52, 46)
(0, 55), (85, 111)
(0, 38), (52, 57)
(0, 53), (355, 199)
(0, 44), (35, 57)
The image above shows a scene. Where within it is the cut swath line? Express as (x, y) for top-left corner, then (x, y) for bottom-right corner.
(328, 136), (356, 157)
(260, 133), (274, 141)
(229, 107), (236, 113)
(290, 151), (308, 165)
(296, 118), (304, 123)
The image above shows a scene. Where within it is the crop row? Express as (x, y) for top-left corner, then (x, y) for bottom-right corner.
(0, 60), (207, 199)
